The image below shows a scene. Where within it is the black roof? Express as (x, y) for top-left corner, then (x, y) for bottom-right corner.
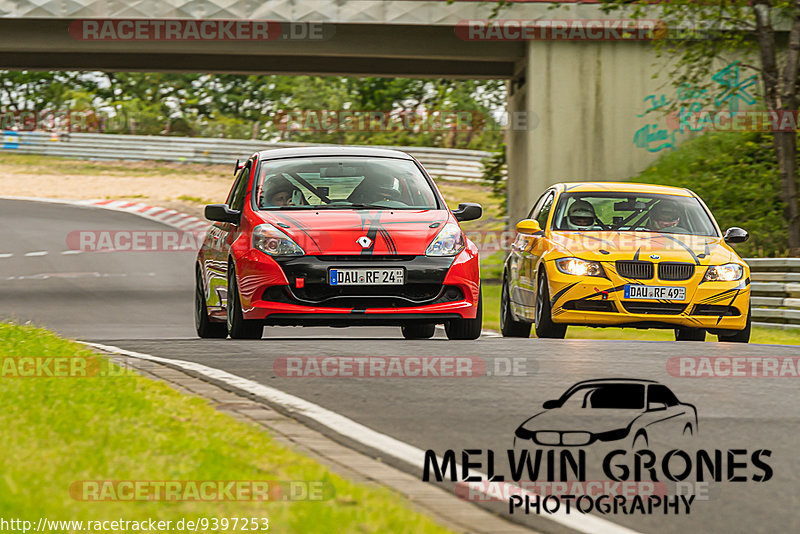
(256, 146), (414, 161)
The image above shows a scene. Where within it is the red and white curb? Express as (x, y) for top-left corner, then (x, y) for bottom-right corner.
(0, 196), (210, 233)
(72, 199), (209, 232)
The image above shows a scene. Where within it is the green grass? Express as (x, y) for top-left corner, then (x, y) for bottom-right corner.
(482, 283), (800, 344)
(177, 194), (215, 204)
(0, 322), (454, 534)
(630, 130), (786, 257)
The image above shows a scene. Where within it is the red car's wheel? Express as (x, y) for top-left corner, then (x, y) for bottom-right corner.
(227, 265), (263, 340)
(195, 267), (227, 339)
(445, 286), (482, 340)
(401, 323), (436, 339)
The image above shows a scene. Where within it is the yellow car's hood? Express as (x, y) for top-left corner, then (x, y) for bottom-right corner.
(550, 231), (738, 265)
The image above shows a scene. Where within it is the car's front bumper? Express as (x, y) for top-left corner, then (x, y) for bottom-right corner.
(545, 262), (750, 331)
(234, 246), (480, 324)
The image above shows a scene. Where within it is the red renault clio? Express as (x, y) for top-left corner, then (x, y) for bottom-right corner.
(195, 147), (483, 340)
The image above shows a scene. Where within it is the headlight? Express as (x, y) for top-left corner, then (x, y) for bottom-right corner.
(554, 257), (606, 277)
(252, 224), (304, 257)
(704, 263), (743, 282)
(426, 223), (465, 257)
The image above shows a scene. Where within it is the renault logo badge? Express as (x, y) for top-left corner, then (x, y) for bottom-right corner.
(357, 236), (373, 248)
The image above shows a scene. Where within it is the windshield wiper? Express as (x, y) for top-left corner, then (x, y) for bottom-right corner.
(347, 203), (395, 209)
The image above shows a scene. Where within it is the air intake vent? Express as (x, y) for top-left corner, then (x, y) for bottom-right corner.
(620, 301), (686, 315)
(658, 262), (695, 281)
(616, 261), (654, 280)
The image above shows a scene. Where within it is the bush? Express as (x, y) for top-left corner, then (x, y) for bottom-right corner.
(632, 131), (787, 257)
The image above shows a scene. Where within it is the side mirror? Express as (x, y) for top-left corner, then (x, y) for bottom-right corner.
(452, 203), (482, 222)
(647, 401), (667, 412)
(542, 400), (560, 409)
(205, 204), (241, 224)
(724, 227), (749, 244)
(516, 219), (543, 235)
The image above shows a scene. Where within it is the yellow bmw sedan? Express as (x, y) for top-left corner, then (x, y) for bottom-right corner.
(502, 182), (751, 342)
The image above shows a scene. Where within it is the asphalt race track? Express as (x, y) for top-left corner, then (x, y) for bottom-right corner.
(2, 198), (798, 534)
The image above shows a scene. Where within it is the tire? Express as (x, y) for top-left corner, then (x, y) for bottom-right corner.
(445, 286), (483, 340)
(227, 265), (263, 340)
(717, 303), (751, 343)
(501, 276), (532, 338)
(401, 323), (436, 339)
(534, 272), (567, 339)
(675, 327), (706, 341)
(195, 268), (228, 339)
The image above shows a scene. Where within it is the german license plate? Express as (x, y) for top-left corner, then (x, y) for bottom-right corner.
(624, 285), (686, 300)
(328, 268), (404, 286)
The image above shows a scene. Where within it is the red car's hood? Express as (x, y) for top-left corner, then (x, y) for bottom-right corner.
(256, 209), (451, 255)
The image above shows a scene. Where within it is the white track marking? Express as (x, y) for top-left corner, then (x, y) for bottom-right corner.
(0, 253), (12, 258)
(61, 250), (83, 255)
(83, 342), (643, 534)
(24, 251), (47, 257)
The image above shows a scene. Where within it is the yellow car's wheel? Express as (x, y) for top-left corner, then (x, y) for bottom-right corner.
(718, 303), (751, 343)
(501, 277), (531, 338)
(675, 327), (706, 341)
(534, 272), (567, 339)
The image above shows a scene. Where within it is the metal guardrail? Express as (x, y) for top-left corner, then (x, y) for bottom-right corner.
(0, 130), (492, 182)
(746, 258), (800, 329)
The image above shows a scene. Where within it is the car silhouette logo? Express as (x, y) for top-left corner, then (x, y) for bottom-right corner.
(357, 236), (373, 248)
(650, 254), (660, 259)
(513, 378), (698, 449)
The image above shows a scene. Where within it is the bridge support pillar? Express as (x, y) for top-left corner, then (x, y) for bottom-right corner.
(506, 40), (671, 226)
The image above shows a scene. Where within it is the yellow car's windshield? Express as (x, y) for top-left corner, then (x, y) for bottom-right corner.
(552, 192), (718, 236)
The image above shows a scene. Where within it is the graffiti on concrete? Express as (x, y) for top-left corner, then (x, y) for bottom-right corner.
(633, 61), (757, 152)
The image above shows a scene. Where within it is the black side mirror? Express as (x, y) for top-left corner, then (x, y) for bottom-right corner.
(452, 202), (482, 222)
(724, 227), (749, 244)
(205, 204), (241, 224)
(542, 400), (560, 409)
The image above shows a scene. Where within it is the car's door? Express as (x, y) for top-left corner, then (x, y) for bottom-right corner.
(221, 159), (254, 299)
(519, 189), (556, 316)
(205, 160), (252, 315)
(510, 190), (550, 314)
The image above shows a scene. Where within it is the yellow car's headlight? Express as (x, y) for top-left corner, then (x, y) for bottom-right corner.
(703, 263), (744, 282)
(554, 257), (606, 278)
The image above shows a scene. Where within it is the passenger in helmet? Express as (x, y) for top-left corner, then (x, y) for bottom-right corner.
(566, 200), (597, 230)
(649, 200), (683, 232)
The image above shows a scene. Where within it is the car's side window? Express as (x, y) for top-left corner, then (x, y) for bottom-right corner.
(226, 170), (244, 206)
(527, 191), (549, 220)
(228, 163), (251, 212)
(648, 385), (679, 406)
(535, 192), (555, 229)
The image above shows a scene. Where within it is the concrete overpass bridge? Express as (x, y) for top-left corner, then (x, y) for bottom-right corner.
(0, 0), (706, 222)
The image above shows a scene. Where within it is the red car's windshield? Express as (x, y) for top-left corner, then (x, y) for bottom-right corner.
(254, 157), (441, 210)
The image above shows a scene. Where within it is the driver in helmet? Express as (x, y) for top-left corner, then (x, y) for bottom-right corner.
(263, 175), (301, 207)
(649, 200), (682, 232)
(566, 199), (598, 230)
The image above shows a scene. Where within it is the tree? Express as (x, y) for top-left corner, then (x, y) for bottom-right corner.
(599, 0), (800, 253)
